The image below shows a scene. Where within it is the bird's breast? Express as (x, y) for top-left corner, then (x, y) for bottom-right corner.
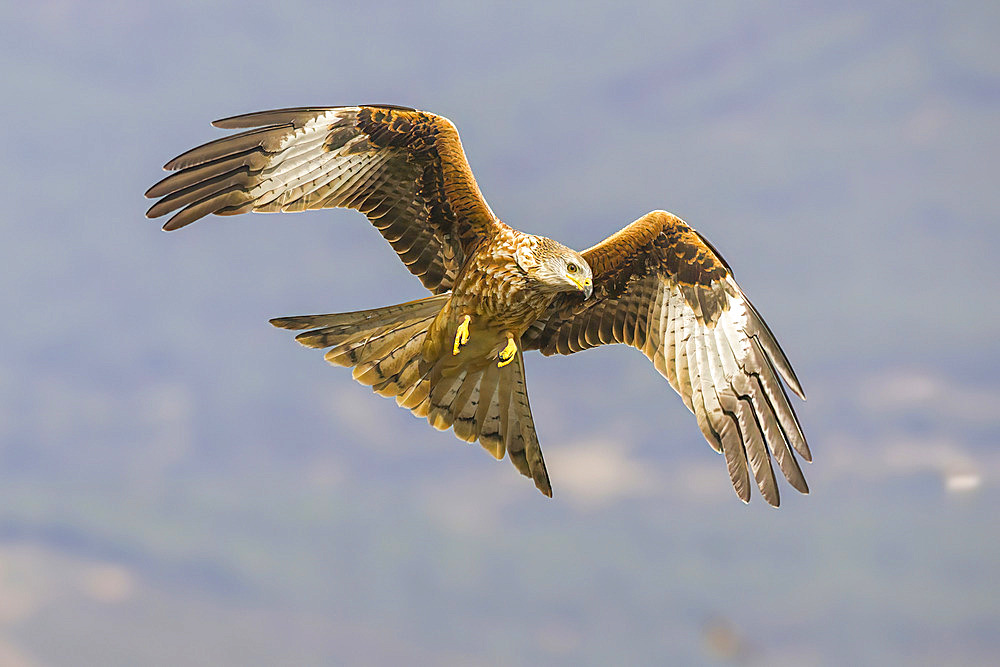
(453, 239), (552, 335)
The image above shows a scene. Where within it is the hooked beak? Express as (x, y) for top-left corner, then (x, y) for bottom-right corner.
(569, 274), (593, 299)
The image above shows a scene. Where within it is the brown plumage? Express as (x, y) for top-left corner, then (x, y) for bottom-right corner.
(146, 105), (810, 505)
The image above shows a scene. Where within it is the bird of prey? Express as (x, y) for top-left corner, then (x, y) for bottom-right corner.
(145, 105), (810, 506)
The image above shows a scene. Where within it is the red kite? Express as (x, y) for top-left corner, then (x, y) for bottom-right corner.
(146, 105), (810, 505)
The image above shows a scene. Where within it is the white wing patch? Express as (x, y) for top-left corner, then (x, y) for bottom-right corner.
(244, 110), (389, 213)
(648, 276), (808, 506)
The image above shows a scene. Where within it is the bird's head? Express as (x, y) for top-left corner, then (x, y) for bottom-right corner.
(517, 238), (593, 299)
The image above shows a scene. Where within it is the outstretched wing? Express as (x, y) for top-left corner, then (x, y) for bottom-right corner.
(522, 211), (809, 506)
(145, 105), (498, 294)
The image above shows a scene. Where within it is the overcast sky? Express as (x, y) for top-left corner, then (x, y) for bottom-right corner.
(1, 2), (999, 665)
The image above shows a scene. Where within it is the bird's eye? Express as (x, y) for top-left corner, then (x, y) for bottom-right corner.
(567, 263), (578, 274)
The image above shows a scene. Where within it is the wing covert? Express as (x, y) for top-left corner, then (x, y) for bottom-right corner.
(523, 211), (809, 506)
(145, 105), (499, 293)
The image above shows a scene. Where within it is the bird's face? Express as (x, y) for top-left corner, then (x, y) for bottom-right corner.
(532, 246), (594, 299)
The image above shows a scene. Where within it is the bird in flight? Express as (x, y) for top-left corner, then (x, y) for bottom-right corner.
(146, 105), (810, 506)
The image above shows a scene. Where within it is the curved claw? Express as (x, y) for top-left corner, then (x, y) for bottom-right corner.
(453, 315), (471, 356)
(497, 335), (517, 367)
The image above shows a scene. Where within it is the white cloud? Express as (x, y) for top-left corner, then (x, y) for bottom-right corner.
(823, 431), (991, 494)
(79, 564), (135, 605)
(0, 638), (37, 667)
(542, 439), (658, 507)
(944, 472), (982, 494)
(323, 385), (413, 452)
(417, 464), (523, 534)
(857, 369), (1000, 424)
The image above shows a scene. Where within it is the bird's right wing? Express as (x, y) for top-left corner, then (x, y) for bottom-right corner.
(146, 105), (500, 294)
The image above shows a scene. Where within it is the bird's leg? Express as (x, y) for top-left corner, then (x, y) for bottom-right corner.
(497, 333), (517, 367)
(453, 314), (471, 356)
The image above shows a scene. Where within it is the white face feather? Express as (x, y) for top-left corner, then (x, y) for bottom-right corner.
(535, 250), (593, 296)
(513, 238), (593, 297)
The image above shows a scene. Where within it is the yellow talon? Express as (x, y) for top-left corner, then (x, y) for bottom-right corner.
(497, 335), (517, 367)
(453, 315), (471, 356)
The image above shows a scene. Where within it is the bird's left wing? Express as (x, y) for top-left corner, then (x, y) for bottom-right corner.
(522, 211), (809, 506)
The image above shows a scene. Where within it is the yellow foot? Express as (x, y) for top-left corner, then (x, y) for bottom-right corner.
(453, 315), (471, 356)
(497, 335), (517, 367)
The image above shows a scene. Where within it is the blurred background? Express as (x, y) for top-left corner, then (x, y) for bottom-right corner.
(2, 1), (998, 664)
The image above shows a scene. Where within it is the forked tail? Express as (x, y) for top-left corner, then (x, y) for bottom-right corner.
(270, 294), (551, 496)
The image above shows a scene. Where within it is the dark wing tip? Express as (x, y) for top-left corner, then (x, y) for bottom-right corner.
(160, 215), (191, 231)
(360, 103), (418, 112)
(778, 361), (807, 402)
(736, 486), (751, 504)
(269, 316), (315, 331)
(211, 106), (327, 129)
(211, 104), (417, 130)
(742, 293), (807, 402)
(160, 208), (204, 231)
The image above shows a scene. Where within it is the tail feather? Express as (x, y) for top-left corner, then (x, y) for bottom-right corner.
(449, 373), (484, 442)
(400, 379), (432, 415)
(504, 349), (550, 495)
(372, 351), (424, 398)
(323, 318), (428, 369)
(427, 369), (466, 431)
(272, 296), (552, 496)
(473, 363), (502, 456)
(269, 295), (449, 332)
(352, 324), (429, 384)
